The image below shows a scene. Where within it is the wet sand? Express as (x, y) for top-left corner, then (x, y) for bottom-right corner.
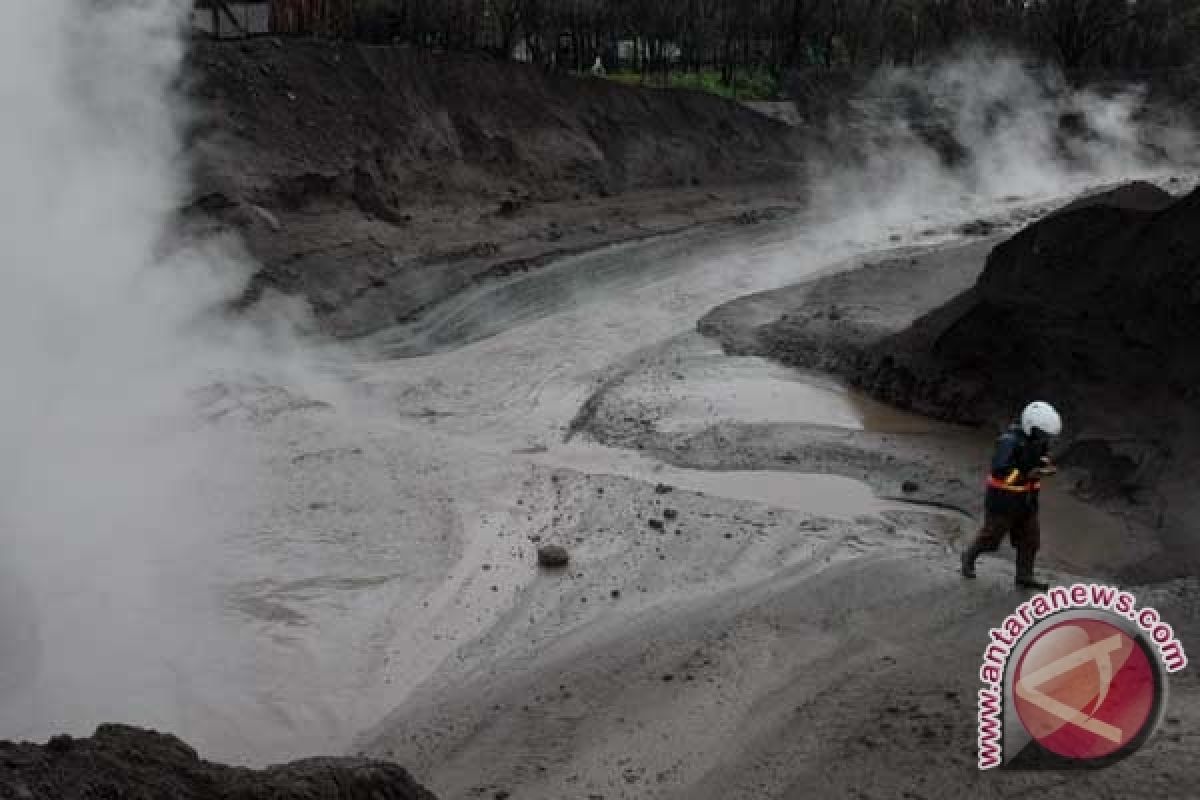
(350, 181), (1196, 798)
(5, 179), (1195, 799)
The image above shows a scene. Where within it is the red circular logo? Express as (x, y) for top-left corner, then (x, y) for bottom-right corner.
(1013, 617), (1159, 760)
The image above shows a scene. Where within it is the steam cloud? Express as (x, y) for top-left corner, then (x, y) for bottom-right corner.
(0, 0), (326, 755)
(810, 46), (1192, 240)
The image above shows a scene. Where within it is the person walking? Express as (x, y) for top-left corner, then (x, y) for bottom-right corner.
(961, 401), (1062, 590)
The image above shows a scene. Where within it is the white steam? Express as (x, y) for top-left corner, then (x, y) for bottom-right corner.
(811, 47), (1194, 239)
(0, 0), (325, 752)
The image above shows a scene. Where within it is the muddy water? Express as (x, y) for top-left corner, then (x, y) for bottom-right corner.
(360, 188), (1154, 583)
(597, 333), (1151, 577)
(337, 179), (1198, 800)
(647, 346), (962, 436)
(14, 183), (1154, 767)
(529, 442), (893, 518)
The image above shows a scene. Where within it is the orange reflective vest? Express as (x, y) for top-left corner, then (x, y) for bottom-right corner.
(986, 469), (1041, 493)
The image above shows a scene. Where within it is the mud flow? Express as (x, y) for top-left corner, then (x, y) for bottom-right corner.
(7, 18), (1200, 797)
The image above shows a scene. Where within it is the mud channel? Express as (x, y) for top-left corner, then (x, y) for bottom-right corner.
(5, 180), (1196, 800)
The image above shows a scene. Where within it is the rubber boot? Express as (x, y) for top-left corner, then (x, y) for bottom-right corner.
(961, 545), (981, 579)
(1015, 575), (1049, 591)
(1015, 547), (1048, 590)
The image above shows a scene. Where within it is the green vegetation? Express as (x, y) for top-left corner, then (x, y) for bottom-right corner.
(600, 69), (781, 102)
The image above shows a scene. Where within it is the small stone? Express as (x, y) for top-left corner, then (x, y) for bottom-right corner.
(902, 480), (920, 493)
(654, 483), (674, 494)
(661, 674), (674, 682)
(611, 589), (621, 598)
(663, 509), (678, 520)
(537, 545), (569, 568)
(647, 519), (664, 531)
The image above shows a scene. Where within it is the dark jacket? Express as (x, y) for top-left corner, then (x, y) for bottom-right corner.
(984, 425), (1050, 517)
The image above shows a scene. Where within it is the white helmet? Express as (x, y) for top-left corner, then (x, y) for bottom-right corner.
(1021, 401), (1062, 437)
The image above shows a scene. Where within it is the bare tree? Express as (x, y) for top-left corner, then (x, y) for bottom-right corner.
(1033, 0), (1132, 68)
(488, 0), (523, 56)
(271, 0), (1200, 75)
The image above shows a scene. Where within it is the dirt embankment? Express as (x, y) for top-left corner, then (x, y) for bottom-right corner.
(740, 181), (1185, 427)
(847, 183), (1200, 580)
(841, 182), (1192, 439)
(185, 39), (804, 336)
(704, 181), (1200, 580)
(0, 725), (437, 800)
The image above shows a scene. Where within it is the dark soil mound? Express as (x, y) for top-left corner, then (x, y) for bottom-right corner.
(0, 725), (437, 800)
(845, 184), (1200, 435)
(1056, 180), (1175, 214)
(184, 39), (802, 336)
(189, 39), (799, 211)
(822, 182), (1200, 579)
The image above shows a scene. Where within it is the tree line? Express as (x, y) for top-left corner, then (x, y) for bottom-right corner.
(272, 1), (1200, 76)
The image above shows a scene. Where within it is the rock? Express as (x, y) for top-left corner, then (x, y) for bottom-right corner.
(662, 509), (678, 520)
(537, 545), (569, 568)
(647, 519), (664, 531)
(902, 480), (920, 493)
(654, 483), (674, 494)
(0, 725), (436, 800)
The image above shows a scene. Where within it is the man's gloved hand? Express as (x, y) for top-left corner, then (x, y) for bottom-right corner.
(1035, 456), (1058, 477)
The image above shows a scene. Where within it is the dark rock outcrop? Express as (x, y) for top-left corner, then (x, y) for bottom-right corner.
(825, 182), (1200, 580)
(184, 39), (803, 337)
(0, 725), (437, 800)
(846, 183), (1200, 434)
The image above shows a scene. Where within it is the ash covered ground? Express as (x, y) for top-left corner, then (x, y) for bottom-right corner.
(3, 16), (1200, 800)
